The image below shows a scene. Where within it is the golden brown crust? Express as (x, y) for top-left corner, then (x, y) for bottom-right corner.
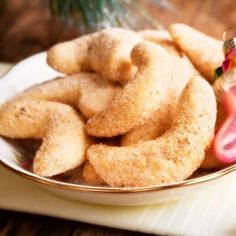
(76, 74), (119, 119)
(122, 37), (198, 146)
(121, 102), (172, 146)
(0, 74), (107, 176)
(169, 23), (224, 82)
(14, 73), (118, 119)
(32, 103), (89, 177)
(87, 77), (216, 187)
(47, 33), (97, 74)
(82, 161), (106, 186)
(0, 100), (89, 177)
(4, 27), (224, 182)
(89, 28), (142, 82)
(47, 28), (142, 83)
(86, 41), (172, 137)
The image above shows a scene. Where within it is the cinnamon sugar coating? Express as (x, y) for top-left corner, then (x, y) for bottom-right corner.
(86, 42), (172, 137)
(87, 77), (216, 187)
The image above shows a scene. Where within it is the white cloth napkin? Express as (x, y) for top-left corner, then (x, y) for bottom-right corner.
(1, 165), (236, 236)
(1, 63), (236, 236)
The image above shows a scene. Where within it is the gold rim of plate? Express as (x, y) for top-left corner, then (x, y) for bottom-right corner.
(1, 157), (236, 194)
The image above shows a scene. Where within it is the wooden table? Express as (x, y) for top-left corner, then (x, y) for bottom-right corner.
(1, 0), (236, 235)
(0, 210), (153, 236)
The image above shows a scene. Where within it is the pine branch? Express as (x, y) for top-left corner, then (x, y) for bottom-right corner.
(48, 0), (169, 33)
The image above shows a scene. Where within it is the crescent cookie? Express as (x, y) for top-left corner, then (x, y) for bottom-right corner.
(47, 33), (97, 74)
(0, 73), (121, 176)
(86, 41), (172, 137)
(169, 23), (224, 82)
(122, 37), (198, 146)
(47, 28), (142, 82)
(87, 77), (216, 187)
(0, 100), (89, 177)
(89, 28), (142, 82)
(15, 73), (118, 119)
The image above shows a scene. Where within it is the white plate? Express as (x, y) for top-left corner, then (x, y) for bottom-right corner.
(0, 53), (236, 206)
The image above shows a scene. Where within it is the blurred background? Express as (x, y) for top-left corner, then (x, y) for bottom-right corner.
(0, 0), (235, 62)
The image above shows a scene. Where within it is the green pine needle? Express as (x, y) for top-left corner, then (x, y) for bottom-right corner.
(48, 0), (168, 33)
